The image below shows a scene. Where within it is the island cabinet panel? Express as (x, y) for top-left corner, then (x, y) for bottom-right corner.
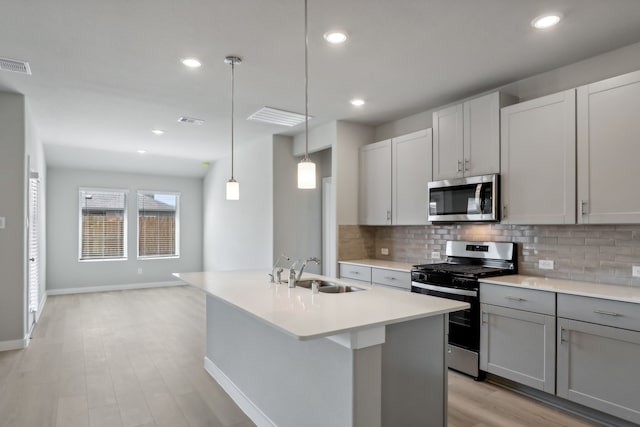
(557, 318), (640, 424)
(500, 90), (576, 224)
(479, 283), (556, 393)
(577, 69), (640, 223)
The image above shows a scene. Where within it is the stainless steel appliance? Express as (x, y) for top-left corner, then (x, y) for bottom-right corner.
(428, 174), (499, 222)
(411, 241), (516, 379)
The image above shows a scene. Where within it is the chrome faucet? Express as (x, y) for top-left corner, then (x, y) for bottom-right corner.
(296, 257), (321, 282)
(269, 254), (290, 284)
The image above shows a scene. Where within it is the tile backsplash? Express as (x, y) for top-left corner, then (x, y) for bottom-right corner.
(339, 224), (640, 287)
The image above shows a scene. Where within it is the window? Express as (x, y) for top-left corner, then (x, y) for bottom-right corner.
(137, 191), (180, 258)
(79, 188), (128, 260)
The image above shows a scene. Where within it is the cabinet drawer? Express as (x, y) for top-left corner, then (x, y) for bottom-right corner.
(558, 294), (640, 332)
(371, 268), (410, 290)
(339, 264), (372, 282)
(480, 283), (555, 315)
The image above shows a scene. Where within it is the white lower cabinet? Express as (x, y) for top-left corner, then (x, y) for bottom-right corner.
(557, 295), (640, 424)
(479, 284), (556, 393)
(339, 262), (410, 291)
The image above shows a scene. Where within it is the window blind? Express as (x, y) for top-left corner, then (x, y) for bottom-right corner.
(137, 192), (179, 258)
(28, 178), (40, 314)
(79, 189), (127, 260)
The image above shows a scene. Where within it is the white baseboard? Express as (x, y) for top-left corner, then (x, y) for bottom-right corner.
(36, 291), (47, 322)
(0, 336), (29, 352)
(204, 356), (276, 427)
(47, 281), (186, 296)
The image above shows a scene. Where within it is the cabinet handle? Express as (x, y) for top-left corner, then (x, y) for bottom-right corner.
(560, 327), (567, 344)
(350, 271), (360, 275)
(481, 312), (488, 324)
(580, 200), (588, 216)
(384, 276), (396, 280)
(503, 205), (507, 219)
(386, 210), (391, 222)
(594, 310), (621, 317)
(457, 160), (463, 172)
(464, 159), (470, 171)
(505, 296), (526, 302)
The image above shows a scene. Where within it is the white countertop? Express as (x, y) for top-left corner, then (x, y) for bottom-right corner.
(338, 259), (416, 272)
(481, 275), (640, 304)
(174, 270), (468, 340)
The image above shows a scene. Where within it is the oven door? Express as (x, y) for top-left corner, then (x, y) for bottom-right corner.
(411, 282), (480, 352)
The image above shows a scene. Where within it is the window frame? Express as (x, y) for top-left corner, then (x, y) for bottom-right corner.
(136, 190), (181, 260)
(78, 187), (129, 262)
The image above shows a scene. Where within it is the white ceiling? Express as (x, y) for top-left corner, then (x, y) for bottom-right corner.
(2, 0), (640, 177)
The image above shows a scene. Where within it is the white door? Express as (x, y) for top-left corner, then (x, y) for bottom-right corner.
(27, 175), (40, 332)
(322, 177), (336, 277)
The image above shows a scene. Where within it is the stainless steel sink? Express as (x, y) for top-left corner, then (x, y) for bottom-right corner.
(294, 279), (334, 289)
(318, 285), (366, 293)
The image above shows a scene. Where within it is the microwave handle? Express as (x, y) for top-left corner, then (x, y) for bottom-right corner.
(475, 184), (483, 213)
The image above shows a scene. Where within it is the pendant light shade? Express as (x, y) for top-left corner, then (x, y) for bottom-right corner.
(225, 55), (242, 200)
(297, 0), (316, 189)
(226, 179), (239, 200)
(297, 159), (316, 189)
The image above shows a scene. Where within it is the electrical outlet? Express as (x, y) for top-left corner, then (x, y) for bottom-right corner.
(380, 248), (389, 255)
(0, 217), (5, 229)
(431, 252), (441, 260)
(539, 260), (554, 270)
(633, 266), (640, 278)
(137, 268), (143, 275)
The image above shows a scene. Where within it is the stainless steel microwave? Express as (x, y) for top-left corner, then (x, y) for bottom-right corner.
(428, 174), (499, 222)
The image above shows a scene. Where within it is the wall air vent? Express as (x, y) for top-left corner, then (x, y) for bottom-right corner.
(247, 106), (310, 127)
(0, 57), (32, 75)
(177, 116), (205, 125)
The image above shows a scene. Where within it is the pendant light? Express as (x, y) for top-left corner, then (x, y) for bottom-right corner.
(225, 55), (241, 200)
(297, 0), (316, 189)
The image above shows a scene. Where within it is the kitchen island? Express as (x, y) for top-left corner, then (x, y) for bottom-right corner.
(175, 270), (468, 427)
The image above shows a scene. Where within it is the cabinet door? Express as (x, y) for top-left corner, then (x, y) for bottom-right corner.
(557, 318), (640, 424)
(577, 70), (640, 223)
(392, 129), (432, 225)
(464, 92), (501, 177)
(359, 140), (392, 225)
(433, 104), (463, 180)
(480, 303), (555, 393)
(501, 90), (576, 224)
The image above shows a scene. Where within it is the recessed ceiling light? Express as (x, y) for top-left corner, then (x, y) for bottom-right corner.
(151, 129), (164, 135)
(324, 31), (348, 44)
(137, 150), (147, 154)
(350, 99), (365, 106)
(531, 14), (562, 29)
(181, 58), (202, 68)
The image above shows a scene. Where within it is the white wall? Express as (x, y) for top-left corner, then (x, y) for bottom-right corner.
(273, 136), (329, 275)
(0, 93), (27, 344)
(203, 136), (273, 271)
(46, 168), (202, 291)
(375, 40), (640, 140)
(292, 121), (337, 156)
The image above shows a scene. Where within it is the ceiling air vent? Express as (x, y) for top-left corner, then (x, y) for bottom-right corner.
(0, 57), (32, 75)
(247, 106), (310, 127)
(177, 116), (205, 125)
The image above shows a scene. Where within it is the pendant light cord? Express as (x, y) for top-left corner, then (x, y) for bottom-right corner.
(231, 59), (235, 179)
(304, 0), (309, 162)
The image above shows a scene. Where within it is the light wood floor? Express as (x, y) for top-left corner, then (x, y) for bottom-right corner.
(0, 286), (601, 427)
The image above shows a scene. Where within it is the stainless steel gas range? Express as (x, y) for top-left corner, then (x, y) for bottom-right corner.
(411, 241), (517, 379)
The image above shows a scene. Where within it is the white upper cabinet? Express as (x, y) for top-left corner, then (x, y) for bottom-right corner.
(577, 70), (640, 223)
(359, 130), (432, 225)
(433, 92), (516, 181)
(392, 129), (433, 225)
(500, 90), (576, 224)
(359, 139), (392, 225)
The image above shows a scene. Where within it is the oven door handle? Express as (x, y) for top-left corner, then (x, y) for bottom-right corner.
(411, 282), (478, 297)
